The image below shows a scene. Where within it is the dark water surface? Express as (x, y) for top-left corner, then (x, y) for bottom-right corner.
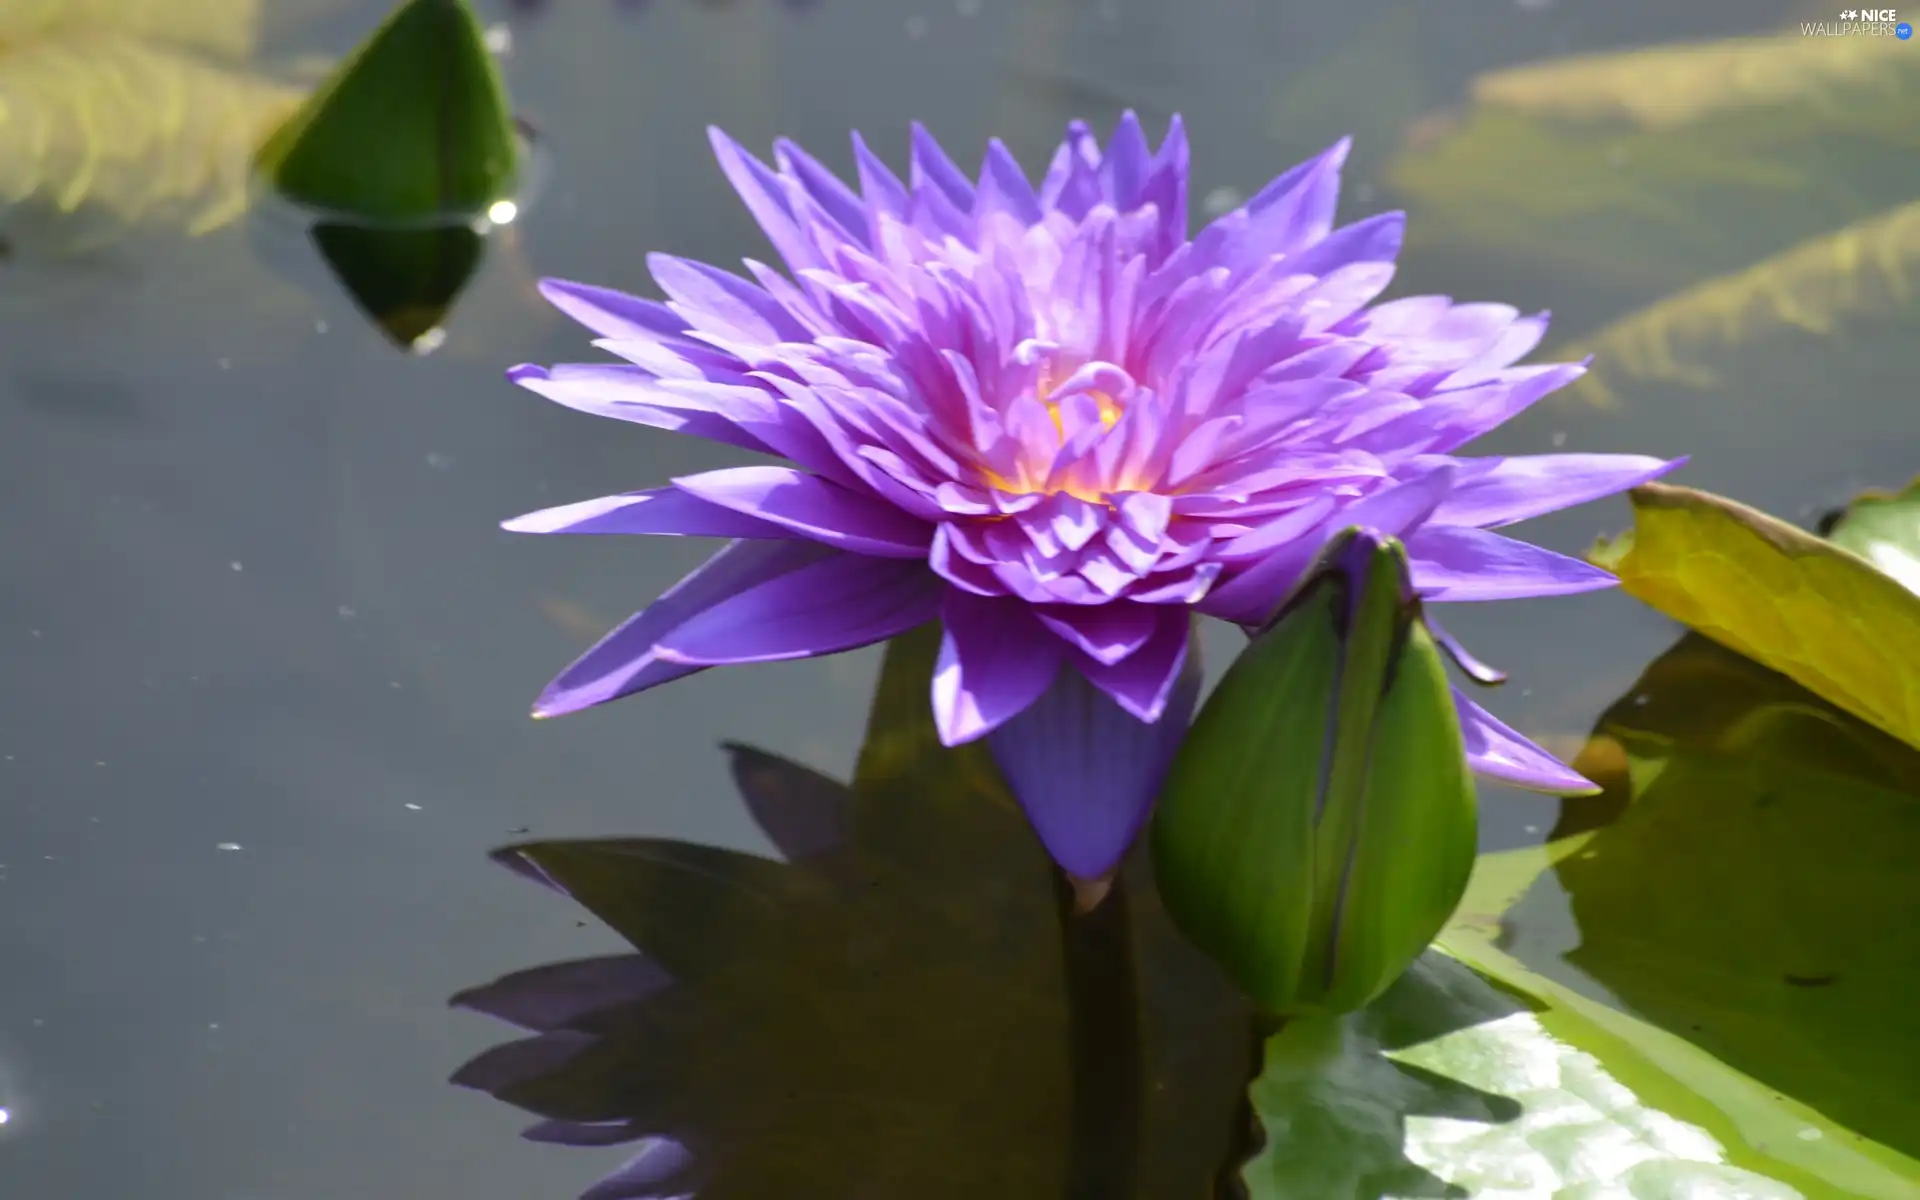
(2, 0), (1912, 1196)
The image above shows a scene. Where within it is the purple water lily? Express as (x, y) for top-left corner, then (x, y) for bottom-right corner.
(503, 114), (1679, 880)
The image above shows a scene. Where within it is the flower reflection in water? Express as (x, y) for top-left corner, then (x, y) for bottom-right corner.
(449, 628), (1253, 1198)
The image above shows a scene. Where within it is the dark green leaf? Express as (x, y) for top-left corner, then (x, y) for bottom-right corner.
(255, 0), (516, 220)
(308, 221), (484, 349)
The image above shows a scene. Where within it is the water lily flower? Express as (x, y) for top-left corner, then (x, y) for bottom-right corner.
(502, 114), (1680, 880)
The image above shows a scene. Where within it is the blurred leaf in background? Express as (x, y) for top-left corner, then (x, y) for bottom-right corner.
(1389, 35), (1920, 300)
(0, 0), (301, 251)
(1564, 197), (1920, 407)
(1387, 32), (1920, 413)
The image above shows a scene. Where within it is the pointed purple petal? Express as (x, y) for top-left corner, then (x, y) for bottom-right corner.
(933, 589), (1068, 745)
(510, 364), (775, 455)
(671, 466), (933, 557)
(1431, 455), (1687, 529)
(450, 956), (671, 1032)
(539, 279), (686, 340)
(1075, 606), (1192, 722)
(1423, 609), (1507, 686)
(654, 555), (941, 665)
(522, 1118), (652, 1148)
(449, 1030), (599, 1094)
(987, 630), (1201, 879)
(1454, 689), (1600, 795)
(647, 253), (812, 343)
(581, 1139), (697, 1200)
(502, 488), (791, 538)
(773, 136), (871, 244)
(976, 138), (1043, 225)
(724, 742), (851, 860)
(708, 127), (819, 272)
(1423, 362), (1589, 452)
(910, 122), (978, 212)
(1406, 525), (1617, 602)
(1202, 466), (1455, 627)
(1284, 211), (1406, 278)
(532, 540), (838, 718)
(1033, 602), (1160, 667)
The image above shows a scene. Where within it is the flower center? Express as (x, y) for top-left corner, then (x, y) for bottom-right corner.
(982, 362), (1131, 500)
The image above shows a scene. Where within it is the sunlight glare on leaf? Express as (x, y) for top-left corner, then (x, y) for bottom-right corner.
(1826, 476), (1920, 596)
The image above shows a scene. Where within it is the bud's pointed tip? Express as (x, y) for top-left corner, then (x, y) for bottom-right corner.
(1066, 871), (1116, 914)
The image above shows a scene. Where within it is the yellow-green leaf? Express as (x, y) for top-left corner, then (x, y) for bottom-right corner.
(1589, 481), (1920, 753)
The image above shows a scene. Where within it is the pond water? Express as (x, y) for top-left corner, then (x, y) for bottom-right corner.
(2, 0), (1916, 1197)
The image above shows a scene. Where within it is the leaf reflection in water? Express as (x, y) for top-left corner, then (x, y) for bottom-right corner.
(449, 625), (1522, 1198)
(1547, 624), (1920, 1164)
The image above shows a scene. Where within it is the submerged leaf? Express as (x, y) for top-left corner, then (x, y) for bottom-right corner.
(1590, 481), (1920, 753)
(0, 30), (300, 244)
(1566, 199), (1920, 406)
(1388, 34), (1920, 298)
(0, 0), (261, 58)
(1468, 34), (1913, 131)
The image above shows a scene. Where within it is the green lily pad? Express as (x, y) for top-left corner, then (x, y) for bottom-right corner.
(254, 0), (516, 221)
(1436, 839), (1920, 1198)
(1825, 476), (1920, 595)
(1590, 481), (1920, 753)
(1522, 623), (1920, 1172)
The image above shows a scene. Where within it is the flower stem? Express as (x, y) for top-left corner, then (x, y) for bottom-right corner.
(1055, 865), (1142, 1200)
(1211, 1014), (1285, 1199)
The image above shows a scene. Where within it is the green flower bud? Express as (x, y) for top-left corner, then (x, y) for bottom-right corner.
(1150, 527), (1478, 1018)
